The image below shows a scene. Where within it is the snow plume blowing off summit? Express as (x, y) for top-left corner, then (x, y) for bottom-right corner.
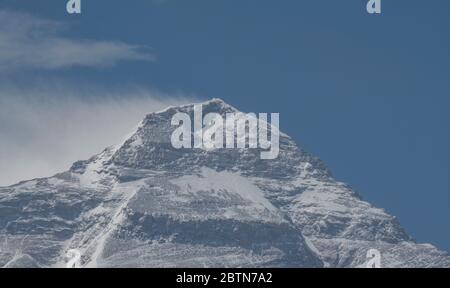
(0, 86), (194, 187)
(0, 99), (449, 268)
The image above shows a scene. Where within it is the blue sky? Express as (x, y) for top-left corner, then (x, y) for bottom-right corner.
(0, 0), (449, 252)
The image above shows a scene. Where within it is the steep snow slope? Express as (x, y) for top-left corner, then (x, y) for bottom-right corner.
(0, 99), (448, 268)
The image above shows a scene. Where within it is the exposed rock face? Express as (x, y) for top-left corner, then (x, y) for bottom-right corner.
(0, 99), (448, 268)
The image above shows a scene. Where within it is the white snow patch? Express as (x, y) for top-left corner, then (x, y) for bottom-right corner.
(171, 167), (278, 214)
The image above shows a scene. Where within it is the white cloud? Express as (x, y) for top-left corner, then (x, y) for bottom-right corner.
(0, 10), (154, 71)
(0, 84), (197, 186)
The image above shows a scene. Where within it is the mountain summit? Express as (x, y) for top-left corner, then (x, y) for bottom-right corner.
(0, 99), (448, 268)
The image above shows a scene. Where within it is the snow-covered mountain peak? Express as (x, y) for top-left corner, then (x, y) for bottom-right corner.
(77, 99), (332, 181)
(1, 99), (449, 268)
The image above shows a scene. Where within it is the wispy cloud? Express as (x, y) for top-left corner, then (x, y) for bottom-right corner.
(0, 10), (154, 71)
(0, 84), (197, 186)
